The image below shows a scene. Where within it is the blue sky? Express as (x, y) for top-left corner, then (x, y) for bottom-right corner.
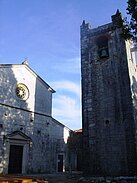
(0, 0), (128, 130)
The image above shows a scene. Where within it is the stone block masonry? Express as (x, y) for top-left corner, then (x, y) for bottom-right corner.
(81, 10), (137, 176)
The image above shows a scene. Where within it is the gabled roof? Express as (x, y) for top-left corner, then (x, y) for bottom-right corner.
(5, 131), (31, 141)
(0, 63), (55, 93)
(52, 117), (73, 132)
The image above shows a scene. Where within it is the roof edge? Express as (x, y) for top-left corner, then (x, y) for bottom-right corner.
(0, 64), (56, 93)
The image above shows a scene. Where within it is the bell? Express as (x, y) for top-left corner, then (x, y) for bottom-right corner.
(100, 48), (108, 58)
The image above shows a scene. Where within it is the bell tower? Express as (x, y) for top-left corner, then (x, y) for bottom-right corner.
(81, 10), (137, 176)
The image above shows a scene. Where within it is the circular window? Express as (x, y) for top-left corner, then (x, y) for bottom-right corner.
(16, 83), (29, 100)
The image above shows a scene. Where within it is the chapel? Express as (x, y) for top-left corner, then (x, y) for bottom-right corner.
(0, 63), (73, 174)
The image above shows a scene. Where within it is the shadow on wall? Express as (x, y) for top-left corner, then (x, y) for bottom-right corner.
(0, 65), (34, 174)
(132, 76), (137, 126)
(67, 130), (83, 171)
(32, 75), (67, 173)
(132, 76), (137, 108)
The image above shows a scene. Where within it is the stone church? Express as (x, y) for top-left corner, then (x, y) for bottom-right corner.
(81, 10), (137, 176)
(0, 63), (72, 174)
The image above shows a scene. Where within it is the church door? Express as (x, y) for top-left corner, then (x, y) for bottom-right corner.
(58, 154), (63, 172)
(8, 145), (23, 174)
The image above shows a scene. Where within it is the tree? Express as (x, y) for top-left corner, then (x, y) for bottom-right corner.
(124, 0), (137, 41)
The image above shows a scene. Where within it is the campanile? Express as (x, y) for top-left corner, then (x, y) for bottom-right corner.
(81, 10), (137, 176)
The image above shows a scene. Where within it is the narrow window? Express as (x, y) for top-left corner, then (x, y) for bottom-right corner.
(104, 119), (110, 126)
(105, 120), (110, 125)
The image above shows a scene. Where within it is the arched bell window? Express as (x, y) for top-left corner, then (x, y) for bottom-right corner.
(96, 35), (109, 59)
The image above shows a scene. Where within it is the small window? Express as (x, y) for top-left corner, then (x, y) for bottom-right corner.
(96, 36), (109, 59)
(104, 119), (110, 126)
(105, 120), (110, 125)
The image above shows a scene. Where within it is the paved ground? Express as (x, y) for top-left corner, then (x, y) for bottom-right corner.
(0, 172), (137, 183)
(0, 172), (81, 183)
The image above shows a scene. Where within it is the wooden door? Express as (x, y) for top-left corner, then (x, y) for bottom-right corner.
(8, 145), (23, 174)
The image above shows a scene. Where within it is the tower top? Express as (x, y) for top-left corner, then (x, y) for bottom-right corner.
(111, 9), (123, 27)
(80, 20), (91, 36)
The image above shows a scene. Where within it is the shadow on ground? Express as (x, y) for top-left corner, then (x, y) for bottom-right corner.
(0, 172), (137, 183)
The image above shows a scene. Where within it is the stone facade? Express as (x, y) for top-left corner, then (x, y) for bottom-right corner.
(81, 10), (137, 176)
(0, 63), (71, 174)
(68, 129), (82, 171)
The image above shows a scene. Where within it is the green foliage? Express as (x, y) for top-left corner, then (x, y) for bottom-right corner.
(124, 0), (137, 41)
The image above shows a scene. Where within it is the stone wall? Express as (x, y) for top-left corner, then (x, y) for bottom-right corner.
(81, 11), (137, 176)
(0, 64), (71, 174)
